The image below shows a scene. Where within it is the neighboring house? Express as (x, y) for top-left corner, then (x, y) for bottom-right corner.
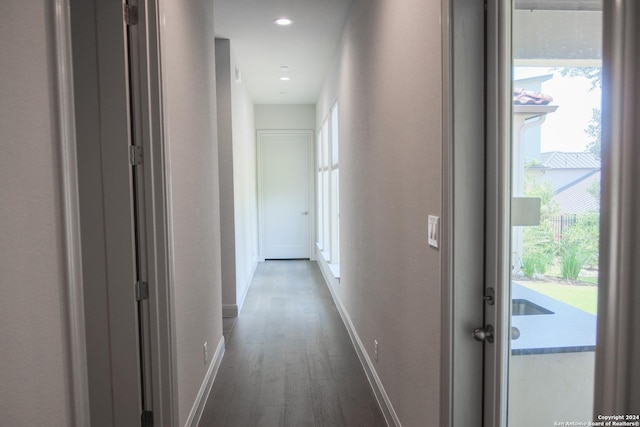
(528, 151), (600, 214)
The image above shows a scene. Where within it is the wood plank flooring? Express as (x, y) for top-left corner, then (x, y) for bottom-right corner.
(200, 260), (387, 427)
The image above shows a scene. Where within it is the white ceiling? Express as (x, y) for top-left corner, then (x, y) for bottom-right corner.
(214, 0), (352, 105)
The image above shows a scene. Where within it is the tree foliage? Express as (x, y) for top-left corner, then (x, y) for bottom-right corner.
(521, 173), (558, 276)
(585, 108), (602, 159)
(558, 67), (601, 91)
(559, 213), (600, 279)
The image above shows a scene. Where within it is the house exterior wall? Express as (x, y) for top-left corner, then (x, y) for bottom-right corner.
(529, 168), (598, 192)
(316, 0), (443, 424)
(0, 2), (74, 425)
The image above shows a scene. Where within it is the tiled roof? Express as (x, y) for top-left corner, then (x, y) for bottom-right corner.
(536, 151), (600, 169)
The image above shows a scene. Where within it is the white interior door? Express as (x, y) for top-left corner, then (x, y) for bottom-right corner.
(259, 131), (313, 259)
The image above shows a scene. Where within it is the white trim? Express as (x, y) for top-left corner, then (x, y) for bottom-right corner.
(155, 2), (180, 424)
(236, 260), (257, 314)
(316, 259), (400, 427)
(52, 0), (90, 425)
(184, 337), (225, 427)
(328, 263), (340, 281)
(224, 259), (258, 317)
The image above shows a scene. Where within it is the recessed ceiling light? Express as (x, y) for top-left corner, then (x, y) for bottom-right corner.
(279, 76), (290, 81)
(280, 65), (289, 72)
(274, 17), (293, 26)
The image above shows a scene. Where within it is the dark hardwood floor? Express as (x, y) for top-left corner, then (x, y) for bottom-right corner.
(200, 260), (387, 427)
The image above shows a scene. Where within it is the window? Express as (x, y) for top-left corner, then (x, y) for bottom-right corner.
(330, 104), (339, 265)
(322, 120), (330, 259)
(316, 102), (340, 275)
(316, 128), (324, 251)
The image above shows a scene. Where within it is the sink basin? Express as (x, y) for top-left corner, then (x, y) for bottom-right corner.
(512, 299), (554, 316)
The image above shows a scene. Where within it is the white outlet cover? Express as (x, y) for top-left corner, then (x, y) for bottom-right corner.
(428, 215), (439, 248)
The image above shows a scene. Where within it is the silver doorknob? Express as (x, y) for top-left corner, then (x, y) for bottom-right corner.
(301, 211), (309, 215)
(511, 326), (520, 340)
(472, 325), (494, 343)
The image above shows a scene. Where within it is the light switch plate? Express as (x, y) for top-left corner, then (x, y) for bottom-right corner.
(428, 215), (439, 248)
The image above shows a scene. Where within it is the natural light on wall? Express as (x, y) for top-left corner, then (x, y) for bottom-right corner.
(316, 102), (340, 278)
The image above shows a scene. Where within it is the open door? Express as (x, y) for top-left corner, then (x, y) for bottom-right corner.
(71, 1), (173, 425)
(482, 1), (603, 425)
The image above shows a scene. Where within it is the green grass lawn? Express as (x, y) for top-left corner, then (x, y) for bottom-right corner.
(577, 275), (598, 285)
(518, 281), (598, 315)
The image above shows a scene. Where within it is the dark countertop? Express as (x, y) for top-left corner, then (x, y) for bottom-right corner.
(511, 283), (597, 355)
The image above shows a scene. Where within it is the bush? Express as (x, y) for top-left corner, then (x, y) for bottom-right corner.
(558, 212), (600, 279)
(521, 254), (537, 278)
(560, 243), (586, 280)
(561, 213), (600, 268)
(522, 219), (557, 276)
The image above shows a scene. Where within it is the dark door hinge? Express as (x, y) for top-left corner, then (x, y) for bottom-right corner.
(130, 145), (143, 166)
(141, 410), (153, 427)
(124, 4), (139, 25)
(135, 281), (149, 301)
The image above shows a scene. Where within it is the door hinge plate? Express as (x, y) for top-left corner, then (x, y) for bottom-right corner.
(141, 410), (153, 427)
(135, 281), (149, 301)
(124, 4), (139, 25)
(130, 145), (143, 166)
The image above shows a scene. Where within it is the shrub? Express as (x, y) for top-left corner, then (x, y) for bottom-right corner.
(558, 212), (600, 279)
(560, 243), (586, 280)
(561, 213), (600, 268)
(521, 254), (537, 278)
(522, 219), (557, 276)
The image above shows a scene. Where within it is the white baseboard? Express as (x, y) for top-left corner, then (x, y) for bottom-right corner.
(224, 260), (258, 318)
(236, 260), (257, 314)
(316, 259), (402, 427)
(222, 304), (238, 318)
(185, 336), (225, 427)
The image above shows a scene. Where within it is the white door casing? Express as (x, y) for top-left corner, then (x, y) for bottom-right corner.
(258, 131), (314, 260)
(71, 0), (176, 425)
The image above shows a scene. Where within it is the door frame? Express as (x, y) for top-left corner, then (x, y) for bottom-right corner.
(478, 1), (640, 425)
(483, 0), (513, 426)
(69, 0), (176, 425)
(52, 0), (90, 425)
(440, 0), (490, 425)
(257, 130), (315, 262)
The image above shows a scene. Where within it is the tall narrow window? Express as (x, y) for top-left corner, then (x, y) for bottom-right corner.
(316, 103), (340, 277)
(321, 120), (330, 259)
(330, 104), (340, 266)
(316, 129), (324, 250)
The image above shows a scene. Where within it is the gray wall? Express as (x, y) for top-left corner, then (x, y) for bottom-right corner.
(229, 47), (259, 311)
(255, 104), (316, 130)
(216, 38), (259, 316)
(0, 2), (73, 425)
(316, 0), (443, 424)
(159, 0), (224, 424)
(215, 39), (239, 315)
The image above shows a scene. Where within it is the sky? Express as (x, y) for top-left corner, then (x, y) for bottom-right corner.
(514, 67), (602, 154)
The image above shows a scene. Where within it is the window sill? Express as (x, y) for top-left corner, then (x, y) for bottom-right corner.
(328, 263), (340, 281)
(316, 243), (340, 281)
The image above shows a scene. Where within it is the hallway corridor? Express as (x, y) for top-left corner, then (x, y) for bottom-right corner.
(200, 261), (387, 426)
